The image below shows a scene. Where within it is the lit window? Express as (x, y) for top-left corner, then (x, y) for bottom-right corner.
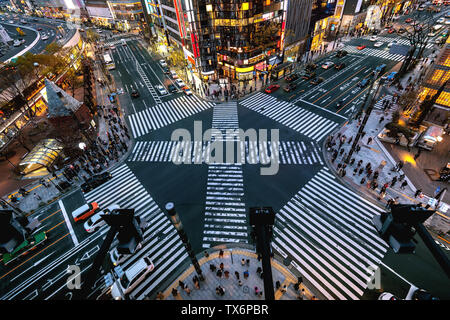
(206, 4), (212, 12)
(266, 0), (270, 5)
(242, 2), (249, 10)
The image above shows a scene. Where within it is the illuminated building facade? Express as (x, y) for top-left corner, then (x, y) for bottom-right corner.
(107, 0), (145, 31)
(419, 37), (450, 107)
(308, 0), (335, 51)
(86, 0), (115, 26)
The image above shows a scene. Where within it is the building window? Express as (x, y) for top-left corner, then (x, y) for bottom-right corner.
(242, 2), (249, 10)
(206, 4), (213, 12)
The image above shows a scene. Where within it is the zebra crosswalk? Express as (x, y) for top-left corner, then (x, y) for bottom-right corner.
(202, 164), (248, 248)
(362, 36), (434, 49)
(271, 167), (388, 300)
(212, 102), (240, 141)
(373, 94), (393, 110)
(128, 140), (323, 165)
(82, 164), (188, 300)
(241, 92), (338, 142)
(341, 45), (405, 61)
(127, 95), (215, 138)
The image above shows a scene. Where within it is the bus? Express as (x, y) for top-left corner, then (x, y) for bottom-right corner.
(103, 53), (115, 70)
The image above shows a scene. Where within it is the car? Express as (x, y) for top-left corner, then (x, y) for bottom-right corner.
(33, 18), (39, 22)
(437, 17), (445, 24)
(397, 28), (406, 34)
(37, 27), (42, 31)
(97, 29), (102, 33)
(378, 292), (398, 300)
(183, 87), (193, 95)
(305, 63), (317, 70)
(81, 172), (112, 193)
(162, 66), (170, 74)
(446, 20), (450, 25)
(174, 78), (186, 88)
(357, 45), (366, 50)
(301, 71), (316, 80)
(121, 39), (127, 46)
(9, 20), (14, 24)
(71, 202), (100, 222)
(387, 40), (397, 48)
(321, 61), (334, 69)
(374, 41), (384, 48)
(111, 256), (154, 300)
(384, 25), (393, 29)
(109, 44), (116, 50)
(159, 59), (168, 67)
(84, 204), (120, 233)
(283, 83), (297, 92)
(169, 70), (178, 79)
(369, 35), (378, 41)
(20, 20), (27, 24)
(375, 64), (386, 74)
(359, 78), (369, 87)
(388, 28), (395, 34)
(285, 73), (299, 82)
(264, 84), (280, 93)
(382, 71), (398, 82)
(168, 84), (177, 93)
(110, 245), (143, 266)
(405, 18), (413, 23)
(428, 31), (437, 37)
(41, 35), (49, 41)
(156, 84), (168, 95)
(79, 28), (85, 32)
(446, 12), (450, 18)
(336, 50), (348, 58)
(131, 88), (140, 98)
(335, 63), (346, 70)
(310, 77), (324, 85)
(13, 40), (21, 47)
(418, 4), (426, 11)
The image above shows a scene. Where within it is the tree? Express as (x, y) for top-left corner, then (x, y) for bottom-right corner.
(85, 29), (100, 43)
(45, 42), (62, 55)
(410, 80), (448, 127)
(397, 89), (420, 114)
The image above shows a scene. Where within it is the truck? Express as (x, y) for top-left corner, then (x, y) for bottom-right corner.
(2, 231), (47, 265)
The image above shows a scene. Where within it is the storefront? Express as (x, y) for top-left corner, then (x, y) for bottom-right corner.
(18, 139), (63, 176)
(270, 62), (293, 80)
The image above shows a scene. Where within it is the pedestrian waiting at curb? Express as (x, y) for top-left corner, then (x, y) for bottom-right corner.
(276, 281), (281, 289)
(219, 249), (224, 258)
(241, 259), (245, 266)
(243, 270), (249, 279)
(235, 271), (240, 279)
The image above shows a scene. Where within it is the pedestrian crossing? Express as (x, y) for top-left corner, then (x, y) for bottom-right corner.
(271, 167), (388, 300)
(202, 164), (248, 248)
(362, 36), (434, 49)
(82, 164), (188, 300)
(240, 92), (338, 142)
(135, 60), (162, 104)
(212, 102), (240, 141)
(373, 94), (393, 110)
(128, 140), (323, 165)
(127, 95), (215, 138)
(341, 45), (405, 61)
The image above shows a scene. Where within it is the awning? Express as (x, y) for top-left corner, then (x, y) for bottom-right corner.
(18, 139), (63, 175)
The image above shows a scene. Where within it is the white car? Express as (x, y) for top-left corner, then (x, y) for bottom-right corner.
(437, 17), (445, 24)
(159, 59), (167, 67)
(321, 61), (334, 69)
(370, 36), (378, 42)
(42, 35), (49, 41)
(183, 88), (193, 96)
(155, 84), (168, 95)
(110, 44), (116, 50)
(9, 20), (14, 24)
(13, 40), (21, 47)
(169, 70), (178, 79)
(374, 41), (384, 48)
(378, 292), (398, 300)
(175, 78), (186, 88)
(83, 204), (120, 233)
(111, 256), (154, 299)
(446, 20), (450, 25)
(109, 243), (142, 266)
(387, 40), (398, 48)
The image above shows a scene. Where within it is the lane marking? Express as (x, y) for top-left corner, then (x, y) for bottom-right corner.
(58, 200), (79, 246)
(298, 99), (347, 120)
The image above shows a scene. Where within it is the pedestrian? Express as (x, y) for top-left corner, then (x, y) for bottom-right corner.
(204, 250), (209, 258)
(396, 161), (404, 171)
(34, 193), (42, 201)
(357, 159), (363, 167)
(294, 283), (299, 291)
(243, 270), (249, 279)
(219, 249), (224, 258)
(241, 258), (245, 266)
(184, 286), (191, 295)
(246, 259), (250, 266)
(257, 253), (262, 262)
(373, 171), (379, 180)
(256, 266), (262, 274)
(349, 158), (355, 166)
(391, 176), (398, 187)
(400, 181), (408, 189)
(156, 291), (164, 300)
(360, 177), (366, 184)
(414, 189), (422, 198)
(281, 285), (287, 293)
(367, 137), (373, 144)
(276, 281), (281, 289)
(238, 280), (243, 286)
(355, 145), (361, 153)
(219, 262), (224, 270)
(172, 288), (178, 297)
(359, 167), (364, 175)
(379, 115), (385, 123)
(217, 269), (222, 278)
(235, 271), (240, 279)
(254, 286), (259, 295)
(179, 280), (185, 289)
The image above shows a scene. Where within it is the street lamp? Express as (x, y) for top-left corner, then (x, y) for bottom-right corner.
(165, 202), (204, 281)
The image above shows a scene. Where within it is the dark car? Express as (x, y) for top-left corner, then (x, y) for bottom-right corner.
(310, 77), (324, 85)
(284, 83), (297, 92)
(131, 89), (140, 98)
(359, 78), (369, 87)
(285, 73), (299, 82)
(162, 66), (170, 74)
(301, 71), (316, 80)
(336, 50), (348, 58)
(397, 28), (406, 34)
(81, 172), (112, 193)
(168, 84), (178, 93)
(305, 63), (317, 71)
(335, 63), (346, 70)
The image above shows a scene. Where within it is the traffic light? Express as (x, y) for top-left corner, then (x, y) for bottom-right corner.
(373, 204), (434, 253)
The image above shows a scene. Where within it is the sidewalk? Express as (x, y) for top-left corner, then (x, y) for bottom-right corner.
(323, 91), (450, 243)
(1, 50), (134, 215)
(157, 247), (318, 301)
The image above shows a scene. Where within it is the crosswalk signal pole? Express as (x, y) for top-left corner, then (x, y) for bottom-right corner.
(165, 202), (204, 281)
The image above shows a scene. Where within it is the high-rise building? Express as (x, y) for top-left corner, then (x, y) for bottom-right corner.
(107, 0), (145, 31)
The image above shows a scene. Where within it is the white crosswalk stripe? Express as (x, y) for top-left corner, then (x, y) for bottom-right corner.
(202, 164), (248, 248)
(128, 140), (323, 165)
(373, 94), (393, 110)
(341, 45), (405, 61)
(127, 95), (215, 138)
(82, 164), (188, 300)
(241, 92), (338, 142)
(271, 167), (388, 300)
(212, 102), (240, 141)
(362, 36), (434, 49)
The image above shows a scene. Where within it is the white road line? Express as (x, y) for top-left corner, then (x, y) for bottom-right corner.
(298, 99), (347, 120)
(58, 200), (79, 246)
